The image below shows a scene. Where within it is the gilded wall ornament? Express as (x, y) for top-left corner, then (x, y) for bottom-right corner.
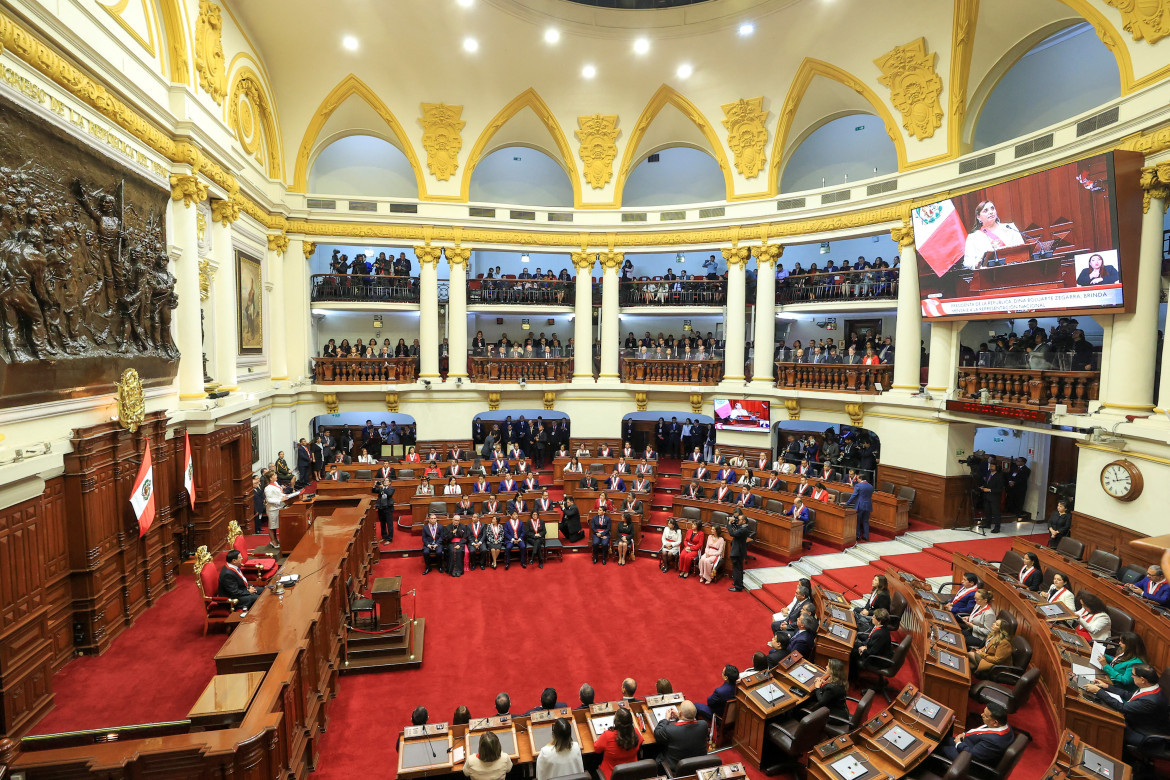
(116, 368), (146, 433)
(575, 114), (620, 189)
(228, 73), (280, 177)
(599, 252), (624, 270)
(488, 391), (501, 411)
(874, 38), (944, 141)
(194, 1), (227, 105)
(444, 246), (471, 266)
(1139, 162), (1170, 213)
(784, 399), (800, 420)
(890, 223), (916, 248)
(419, 103), (465, 181)
(689, 393), (703, 414)
(635, 392), (648, 412)
(302, 241), (316, 260)
(543, 391), (555, 411)
(414, 245), (443, 266)
(198, 258), (212, 300)
(751, 243), (783, 267)
(845, 403), (864, 427)
(1106, 0), (1170, 44)
(721, 98), (769, 178)
(170, 174), (208, 207)
(324, 393), (339, 414)
(267, 234), (289, 255)
(210, 195), (241, 225)
(385, 392), (399, 413)
(722, 245), (750, 268)
(571, 252), (596, 270)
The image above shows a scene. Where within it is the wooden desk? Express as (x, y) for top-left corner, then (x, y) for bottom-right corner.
(562, 472), (658, 500)
(372, 576), (402, 628)
(669, 496), (803, 561)
(1046, 729), (1134, 780)
(553, 456), (657, 482)
(409, 492), (545, 525)
(186, 671), (266, 730)
(807, 692), (950, 780)
(675, 481), (856, 549)
(732, 661), (821, 767)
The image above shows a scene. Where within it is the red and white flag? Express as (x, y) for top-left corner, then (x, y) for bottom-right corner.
(130, 444), (156, 537)
(183, 431), (196, 510)
(913, 199), (967, 277)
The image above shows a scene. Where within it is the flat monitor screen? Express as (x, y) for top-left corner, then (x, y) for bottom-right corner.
(713, 399), (771, 432)
(913, 152), (1140, 320)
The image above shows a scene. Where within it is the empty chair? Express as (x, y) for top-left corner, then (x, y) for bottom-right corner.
(996, 550), (1024, 579)
(1055, 536), (1085, 561)
(710, 510), (730, 528)
(543, 522), (564, 562)
(679, 506), (701, 523)
(896, 485), (917, 510)
(801, 509), (818, 549)
(1086, 549), (1121, 576)
(1103, 604), (1134, 636)
(398, 468), (415, 479)
(825, 689), (875, 738)
(858, 635), (912, 702)
(611, 759), (660, 780)
(1119, 564), (1146, 584)
(427, 501), (448, 516)
(346, 575), (377, 629)
(766, 498), (784, 514)
(888, 591), (908, 631)
(762, 706), (830, 777)
(670, 756), (722, 777)
(879, 482), (896, 494)
(907, 751), (971, 780)
(970, 667), (1040, 714)
(355, 469), (372, 480)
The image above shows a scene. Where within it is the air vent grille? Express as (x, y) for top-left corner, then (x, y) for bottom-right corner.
(1076, 106), (1119, 137)
(660, 210), (686, 221)
(698, 207), (725, 218)
(866, 180), (897, 196)
(1014, 134), (1054, 159)
(306, 198), (336, 209)
(777, 197), (806, 211)
(958, 153), (995, 174)
(821, 190), (851, 205)
(509, 210), (536, 221)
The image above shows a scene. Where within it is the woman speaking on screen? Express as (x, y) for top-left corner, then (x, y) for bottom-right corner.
(962, 200), (1025, 269)
(1076, 253), (1119, 286)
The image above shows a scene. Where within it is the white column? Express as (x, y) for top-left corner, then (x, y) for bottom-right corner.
(722, 246), (749, 382)
(287, 240), (313, 381)
(751, 245), (781, 386)
(445, 247), (470, 379)
(267, 242), (288, 381)
(211, 218), (238, 390)
(572, 253), (596, 380)
(169, 197), (204, 399)
(890, 224), (922, 392)
(599, 253), (622, 381)
(416, 246), (442, 379)
(1105, 169), (1166, 412)
(926, 321), (959, 394)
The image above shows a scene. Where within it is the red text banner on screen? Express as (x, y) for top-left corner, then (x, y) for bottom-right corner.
(944, 400), (1052, 424)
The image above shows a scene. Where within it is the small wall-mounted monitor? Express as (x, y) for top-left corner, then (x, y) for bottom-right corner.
(713, 399), (771, 432)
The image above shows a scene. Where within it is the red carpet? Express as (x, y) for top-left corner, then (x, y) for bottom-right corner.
(30, 578), (224, 734)
(813, 565), (883, 600)
(925, 534), (1047, 565)
(878, 552), (952, 581)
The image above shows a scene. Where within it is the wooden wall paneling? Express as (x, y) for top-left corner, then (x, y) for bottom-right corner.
(875, 464), (969, 526)
(188, 421), (251, 554)
(1071, 511), (1160, 570)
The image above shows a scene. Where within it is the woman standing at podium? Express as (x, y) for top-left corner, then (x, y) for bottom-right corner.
(963, 200), (1025, 269)
(677, 521), (705, 579)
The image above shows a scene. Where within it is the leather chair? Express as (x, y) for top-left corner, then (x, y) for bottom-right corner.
(765, 498), (784, 514)
(762, 706), (830, 777)
(1119, 564), (1146, 584)
(802, 509), (817, 549)
(1103, 604), (1134, 636)
(398, 468), (415, 479)
(995, 609), (1017, 636)
(1040, 567), (1066, 591)
(194, 545), (237, 635)
(896, 485), (917, 510)
(611, 759), (659, 780)
(346, 574), (377, 629)
(889, 592), (908, 631)
(1055, 536), (1085, 561)
(858, 635), (912, 702)
(712, 698), (738, 748)
(355, 469), (372, 480)
(982, 635), (1032, 686)
(908, 751), (971, 780)
(1125, 734), (1170, 778)
(543, 521), (564, 562)
(825, 689), (875, 738)
(880, 482), (896, 495)
(995, 550), (1024, 580)
(971, 667), (1040, 714)
(680, 506), (701, 524)
(226, 520), (277, 584)
(970, 730), (1030, 780)
(710, 510), (730, 529)
(427, 500), (448, 516)
(670, 756), (722, 777)
(1086, 549), (1121, 576)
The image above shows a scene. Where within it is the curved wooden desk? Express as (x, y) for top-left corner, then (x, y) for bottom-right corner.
(668, 496), (803, 561)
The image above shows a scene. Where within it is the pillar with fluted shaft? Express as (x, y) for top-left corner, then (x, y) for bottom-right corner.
(169, 194), (204, 398)
(722, 245), (750, 382)
(415, 245), (442, 379)
(265, 237), (288, 381)
(210, 217), (238, 390)
(926, 322), (958, 394)
(286, 240), (313, 381)
(599, 252), (623, 381)
(1106, 164), (1168, 412)
(751, 244), (782, 385)
(444, 246), (470, 379)
(889, 222), (922, 392)
(572, 252), (596, 380)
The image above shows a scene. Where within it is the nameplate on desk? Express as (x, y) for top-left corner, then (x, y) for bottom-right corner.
(404, 722), (449, 738)
(468, 715), (511, 731)
(529, 707), (572, 724)
(646, 692), (684, 707)
(589, 702), (627, 715)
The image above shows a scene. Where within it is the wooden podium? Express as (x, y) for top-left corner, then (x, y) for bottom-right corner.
(372, 576), (402, 628)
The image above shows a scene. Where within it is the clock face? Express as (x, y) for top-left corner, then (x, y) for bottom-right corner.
(1101, 464), (1132, 497)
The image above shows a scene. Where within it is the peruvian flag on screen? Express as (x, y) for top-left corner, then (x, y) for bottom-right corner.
(130, 444), (156, 537)
(913, 199), (967, 277)
(183, 431), (195, 510)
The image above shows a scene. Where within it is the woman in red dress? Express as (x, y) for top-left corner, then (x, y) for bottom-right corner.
(405, 446), (421, 463)
(594, 491), (613, 514)
(677, 520), (706, 579)
(593, 708), (642, 780)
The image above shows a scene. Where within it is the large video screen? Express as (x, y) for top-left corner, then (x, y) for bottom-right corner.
(713, 399), (771, 432)
(913, 152), (1141, 320)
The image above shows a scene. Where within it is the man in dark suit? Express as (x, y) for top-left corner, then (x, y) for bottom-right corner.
(727, 513), (752, 592)
(466, 514), (488, 570)
(591, 512), (611, 564)
(296, 438), (313, 485)
(737, 487), (757, 509)
(935, 704), (1014, 763)
(1088, 664), (1167, 748)
(653, 701), (708, 774)
(945, 572), (980, 616)
(980, 460), (1006, 533)
(503, 512), (527, 569)
(421, 515), (445, 575)
(578, 473), (600, 491)
(374, 478), (395, 541)
(252, 475), (265, 534)
(668, 417), (682, 459)
(620, 492), (643, 516)
(480, 426), (497, 460)
(219, 550), (259, 609)
(772, 584), (813, 635)
(324, 464), (349, 482)
(1006, 457), (1030, 514)
(845, 475), (874, 541)
(560, 497), (585, 543)
(696, 665), (739, 720)
(683, 480), (706, 500)
(787, 616), (817, 659)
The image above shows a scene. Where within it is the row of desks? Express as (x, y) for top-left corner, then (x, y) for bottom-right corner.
(672, 486), (856, 550)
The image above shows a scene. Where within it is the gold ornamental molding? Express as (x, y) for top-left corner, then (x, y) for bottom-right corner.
(414, 245), (443, 266)
(874, 38), (944, 142)
(194, 0), (227, 105)
(689, 393), (703, 414)
(635, 392), (648, 412)
(890, 222), (916, 248)
(751, 243), (784, 267)
(488, 391), (501, 411)
(571, 251), (596, 271)
(1105, 0), (1170, 44)
(302, 241), (316, 260)
(722, 244), (750, 268)
(385, 392), (398, 413)
(170, 174), (208, 207)
(267, 233), (290, 255)
(947, 0), (980, 157)
(784, 399), (800, 420)
(721, 97), (769, 178)
(323, 393), (339, 414)
(420, 102), (466, 182)
(1118, 126), (1170, 157)
(444, 246), (471, 267)
(198, 258), (212, 300)
(543, 391), (555, 411)
(575, 114), (620, 190)
(210, 194), (241, 225)
(598, 251), (624, 270)
(845, 402), (864, 427)
(228, 67), (282, 179)
(1139, 162), (1170, 212)
(116, 368), (146, 433)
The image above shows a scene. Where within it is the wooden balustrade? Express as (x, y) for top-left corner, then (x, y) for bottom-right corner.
(774, 362), (892, 393)
(313, 357), (418, 384)
(956, 367), (1099, 412)
(620, 358), (724, 385)
(468, 357), (572, 383)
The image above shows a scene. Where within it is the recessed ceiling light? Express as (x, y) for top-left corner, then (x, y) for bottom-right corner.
(463, 37), (479, 53)
(738, 22), (755, 36)
(582, 64), (597, 79)
(544, 28), (560, 44)
(456, 0), (473, 7)
(676, 63), (693, 79)
(342, 35), (359, 51)
(633, 37), (650, 55)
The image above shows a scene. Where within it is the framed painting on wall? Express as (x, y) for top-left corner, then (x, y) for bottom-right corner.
(237, 251), (263, 354)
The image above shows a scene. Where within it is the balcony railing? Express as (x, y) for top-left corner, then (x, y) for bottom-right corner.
(618, 278), (727, 307)
(313, 357), (419, 384)
(311, 274), (420, 303)
(957, 367), (1100, 412)
(774, 362), (892, 393)
(620, 358), (725, 385)
(777, 268), (899, 304)
(469, 357), (572, 383)
(468, 278), (575, 305)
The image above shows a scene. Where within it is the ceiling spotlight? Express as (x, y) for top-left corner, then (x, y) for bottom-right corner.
(456, 0), (473, 7)
(738, 22), (755, 36)
(633, 37), (650, 55)
(582, 64), (597, 79)
(342, 35), (359, 51)
(676, 63), (693, 79)
(544, 28), (560, 44)
(463, 37), (479, 53)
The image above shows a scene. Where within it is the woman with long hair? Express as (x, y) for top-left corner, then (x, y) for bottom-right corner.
(677, 520), (705, 579)
(463, 730), (511, 780)
(659, 518), (682, 572)
(1074, 591), (1112, 641)
(969, 619), (1014, 678)
(1094, 632), (1147, 692)
(616, 512), (635, 566)
(697, 524), (726, 584)
(405, 445), (421, 463)
(809, 658), (849, 721)
(535, 717), (583, 780)
(592, 707), (642, 780)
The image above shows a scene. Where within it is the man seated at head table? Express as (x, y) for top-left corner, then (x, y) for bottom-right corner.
(524, 687), (569, 715)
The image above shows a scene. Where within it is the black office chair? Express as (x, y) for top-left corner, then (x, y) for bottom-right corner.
(762, 706), (830, 777)
(969, 730), (1030, 780)
(1055, 536), (1085, 561)
(971, 667), (1040, 714)
(908, 751), (971, 780)
(896, 485), (917, 511)
(825, 689), (876, 738)
(679, 506), (701, 524)
(995, 550), (1024, 580)
(802, 510), (818, 549)
(670, 755), (722, 777)
(1125, 734), (1170, 779)
(1119, 564), (1146, 584)
(858, 635), (912, 702)
(345, 575), (377, 629)
(1085, 549), (1121, 576)
(427, 501), (448, 516)
(611, 759), (660, 780)
(888, 592), (908, 632)
(765, 498), (784, 514)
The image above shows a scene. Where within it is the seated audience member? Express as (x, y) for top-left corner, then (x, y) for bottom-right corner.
(677, 520), (706, 579)
(535, 717), (584, 780)
(485, 516), (506, 569)
(527, 687), (569, 715)
(1084, 664), (1167, 748)
(494, 692), (511, 715)
(934, 704), (1014, 764)
(659, 518), (683, 572)
(1126, 565), (1170, 607)
(785, 615), (817, 660)
(463, 730), (512, 780)
(219, 550), (259, 609)
(452, 706), (471, 726)
(806, 658), (849, 722)
(621, 678), (638, 702)
(579, 683), (595, 707)
(1017, 552), (1042, 591)
(411, 706), (429, 726)
(961, 589), (996, 648)
(789, 497), (810, 529)
(653, 701), (708, 774)
(421, 515), (444, 575)
(854, 574), (890, 633)
(969, 619), (1014, 679)
(749, 650), (772, 673)
(696, 665), (739, 720)
(773, 581), (813, 633)
(591, 512), (611, 565)
(851, 609), (892, 676)
(593, 708), (643, 780)
(1092, 632), (1147, 693)
(945, 572), (979, 616)
(1046, 499), (1072, 548)
(616, 512), (635, 566)
(1074, 591), (1113, 642)
(1045, 572), (1076, 611)
(656, 678), (674, 695)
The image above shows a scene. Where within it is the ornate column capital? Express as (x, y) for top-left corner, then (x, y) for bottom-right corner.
(599, 251), (624, 270)
(722, 245), (750, 268)
(572, 252), (596, 271)
(444, 246), (471, 267)
(210, 194), (242, 225)
(302, 241), (316, 260)
(267, 233), (289, 256)
(170, 174), (208, 207)
(890, 222), (916, 248)
(198, 258), (212, 301)
(1140, 163), (1170, 213)
(415, 245), (443, 267)
(751, 243), (784, 267)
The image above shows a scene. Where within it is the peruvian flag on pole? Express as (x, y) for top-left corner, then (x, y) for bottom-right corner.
(912, 199), (967, 277)
(130, 444), (156, 537)
(183, 431), (196, 510)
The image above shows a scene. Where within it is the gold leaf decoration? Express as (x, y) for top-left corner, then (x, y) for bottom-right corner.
(419, 103), (465, 181)
(721, 97), (769, 178)
(267, 234), (289, 255)
(1106, 0), (1170, 44)
(575, 114), (620, 189)
(116, 368), (146, 433)
(194, 1), (227, 105)
(170, 174), (208, 207)
(1139, 162), (1170, 213)
(874, 38), (944, 141)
